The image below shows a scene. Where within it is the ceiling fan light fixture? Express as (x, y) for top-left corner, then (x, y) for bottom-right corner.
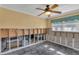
(45, 11), (51, 16)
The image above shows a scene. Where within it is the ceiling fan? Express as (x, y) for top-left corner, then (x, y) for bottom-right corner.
(36, 4), (61, 17)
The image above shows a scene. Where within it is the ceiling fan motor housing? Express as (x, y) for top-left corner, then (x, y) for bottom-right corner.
(46, 5), (50, 8)
(45, 5), (50, 11)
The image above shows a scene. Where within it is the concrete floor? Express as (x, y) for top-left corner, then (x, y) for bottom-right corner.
(6, 41), (79, 55)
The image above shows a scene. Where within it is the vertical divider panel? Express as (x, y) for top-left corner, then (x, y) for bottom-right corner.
(41, 28), (43, 41)
(0, 29), (1, 53)
(9, 29), (17, 49)
(54, 31), (57, 43)
(40, 28), (42, 41)
(74, 33), (79, 49)
(28, 29), (31, 44)
(37, 28), (39, 42)
(54, 32), (56, 43)
(65, 32), (67, 46)
(24, 29), (29, 45)
(51, 31), (54, 42)
(33, 29), (35, 43)
(30, 29), (33, 43)
(32, 29), (35, 43)
(61, 32), (66, 45)
(0, 29), (10, 52)
(43, 28), (46, 40)
(8, 29), (11, 50)
(67, 32), (73, 47)
(16, 29), (19, 48)
(23, 29), (25, 46)
(45, 28), (47, 40)
(72, 33), (75, 48)
(56, 32), (60, 44)
(42, 28), (44, 40)
(17, 29), (24, 47)
(59, 32), (61, 44)
(66, 32), (69, 46)
(44, 28), (46, 40)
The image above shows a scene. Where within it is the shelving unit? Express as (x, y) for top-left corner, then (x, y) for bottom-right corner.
(0, 28), (48, 54)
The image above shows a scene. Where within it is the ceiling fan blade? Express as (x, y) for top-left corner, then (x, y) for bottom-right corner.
(50, 10), (61, 14)
(36, 8), (45, 11)
(51, 4), (59, 9)
(38, 12), (46, 16)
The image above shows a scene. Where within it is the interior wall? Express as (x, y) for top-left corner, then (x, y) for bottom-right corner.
(0, 7), (47, 29)
(46, 19), (52, 29)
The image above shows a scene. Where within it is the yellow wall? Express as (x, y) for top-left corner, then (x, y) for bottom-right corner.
(0, 7), (47, 29)
(47, 20), (51, 29)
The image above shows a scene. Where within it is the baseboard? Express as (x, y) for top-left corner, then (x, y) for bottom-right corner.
(47, 40), (79, 51)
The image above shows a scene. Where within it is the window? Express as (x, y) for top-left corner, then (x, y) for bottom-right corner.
(52, 20), (79, 32)
(51, 15), (79, 32)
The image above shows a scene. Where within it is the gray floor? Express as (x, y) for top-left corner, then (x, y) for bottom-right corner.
(6, 41), (79, 55)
